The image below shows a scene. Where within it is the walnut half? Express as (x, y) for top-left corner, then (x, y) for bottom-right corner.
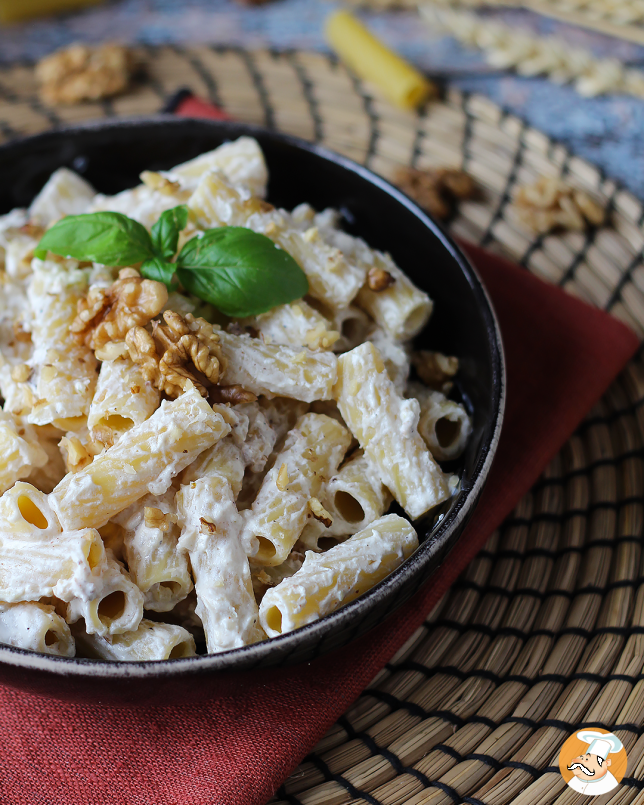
(126, 310), (226, 400)
(512, 176), (605, 234)
(394, 167), (476, 220)
(36, 43), (136, 105)
(72, 268), (168, 352)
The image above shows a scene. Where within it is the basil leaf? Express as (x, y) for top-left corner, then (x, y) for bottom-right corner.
(176, 227), (309, 318)
(141, 256), (178, 290)
(35, 212), (154, 266)
(151, 205), (188, 260)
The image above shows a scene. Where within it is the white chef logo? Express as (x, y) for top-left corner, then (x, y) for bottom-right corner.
(559, 729), (626, 796)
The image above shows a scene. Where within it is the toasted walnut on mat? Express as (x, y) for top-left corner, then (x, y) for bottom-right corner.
(394, 166), (476, 220)
(511, 176), (605, 234)
(35, 43), (136, 105)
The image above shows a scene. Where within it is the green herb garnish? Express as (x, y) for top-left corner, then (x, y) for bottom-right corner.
(35, 205), (309, 318)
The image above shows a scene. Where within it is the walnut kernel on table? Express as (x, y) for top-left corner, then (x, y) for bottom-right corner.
(35, 43), (135, 105)
(511, 176), (605, 234)
(394, 166), (476, 220)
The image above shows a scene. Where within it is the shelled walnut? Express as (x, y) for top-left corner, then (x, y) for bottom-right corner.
(35, 43), (136, 105)
(126, 310), (228, 400)
(71, 268), (168, 351)
(511, 176), (605, 234)
(394, 166), (476, 220)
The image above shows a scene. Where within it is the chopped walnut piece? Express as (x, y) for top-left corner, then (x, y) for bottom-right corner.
(394, 167), (476, 220)
(10, 363), (31, 383)
(309, 497), (333, 528)
(210, 385), (257, 404)
(72, 268), (168, 351)
(140, 171), (181, 195)
(126, 310), (225, 400)
(19, 222), (45, 239)
(144, 506), (175, 532)
(276, 463), (289, 491)
(367, 266), (395, 292)
(12, 322), (31, 344)
(512, 177), (605, 234)
(412, 350), (459, 391)
(199, 517), (216, 534)
(59, 434), (102, 473)
(35, 43), (135, 105)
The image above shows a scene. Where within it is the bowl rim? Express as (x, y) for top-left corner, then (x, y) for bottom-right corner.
(0, 115), (505, 679)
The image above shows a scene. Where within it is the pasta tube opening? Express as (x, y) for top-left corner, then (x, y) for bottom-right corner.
(168, 640), (195, 659)
(97, 590), (127, 626)
(17, 495), (49, 529)
(435, 417), (462, 449)
(264, 605), (283, 635)
(333, 491), (365, 524)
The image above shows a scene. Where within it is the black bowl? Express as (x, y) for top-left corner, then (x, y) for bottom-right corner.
(0, 117), (504, 703)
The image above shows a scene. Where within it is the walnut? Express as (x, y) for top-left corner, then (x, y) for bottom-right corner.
(276, 463), (289, 491)
(140, 171), (180, 196)
(59, 434), (102, 473)
(309, 497), (333, 528)
(511, 176), (605, 234)
(35, 43), (135, 105)
(19, 223), (45, 239)
(394, 167), (476, 220)
(72, 268), (168, 351)
(12, 322), (31, 344)
(126, 310), (225, 400)
(10, 363), (31, 383)
(210, 385), (257, 404)
(144, 507), (176, 532)
(367, 266), (395, 292)
(199, 517), (216, 534)
(412, 350), (459, 392)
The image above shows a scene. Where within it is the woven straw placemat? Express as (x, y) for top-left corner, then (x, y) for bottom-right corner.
(1, 46), (644, 805)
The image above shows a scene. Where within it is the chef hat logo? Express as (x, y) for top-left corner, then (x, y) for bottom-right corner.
(558, 727), (628, 796)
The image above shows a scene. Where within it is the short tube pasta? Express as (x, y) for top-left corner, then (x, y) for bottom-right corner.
(50, 384), (231, 531)
(113, 490), (193, 612)
(407, 382), (472, 462)
(216, 330), (338, 402)
(0, 527), (105, 604)
(0, 601), (75, 657)
(27, 261), (98, 430)
(0, 413), (48, 495)
(243, 413), (352, 566)
(260, 514), (418, 636)
(0, 481), (61, 539)
(73, 619), (196, 661)
(356, 251), (432, 340)
(334, 342), (450, 519)
(88, 356), (160, 446)
(176, 475), (264, 653)
(66, 555), (144, 637)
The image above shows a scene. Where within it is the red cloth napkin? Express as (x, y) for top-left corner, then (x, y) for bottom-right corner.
(0, 100), (639, 805)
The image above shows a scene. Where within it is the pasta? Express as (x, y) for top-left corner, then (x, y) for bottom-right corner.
(0, 136), (472, 661)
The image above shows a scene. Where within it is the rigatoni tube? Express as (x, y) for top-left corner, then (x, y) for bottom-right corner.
(334, 342), (450, 519)
(260, 514), (418, 636)
(49, 384), (231, 531)
(176, 475), (264, 653)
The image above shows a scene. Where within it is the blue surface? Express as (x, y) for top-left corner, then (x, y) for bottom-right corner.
(2, 0), (644, 197)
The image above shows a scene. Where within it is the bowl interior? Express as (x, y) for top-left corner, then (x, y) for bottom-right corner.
(0, 118), (503, 684)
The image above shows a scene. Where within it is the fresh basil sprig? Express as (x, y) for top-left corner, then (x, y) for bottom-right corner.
(34, 205), (309, 318)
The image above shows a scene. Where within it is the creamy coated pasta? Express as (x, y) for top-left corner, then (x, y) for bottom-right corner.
(0, 137), (472, 660)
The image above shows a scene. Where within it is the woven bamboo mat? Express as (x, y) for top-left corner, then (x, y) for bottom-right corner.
(2, 46), (644, 804)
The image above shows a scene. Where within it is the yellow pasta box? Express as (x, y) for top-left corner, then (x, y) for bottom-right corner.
(325, 9), (437, 110)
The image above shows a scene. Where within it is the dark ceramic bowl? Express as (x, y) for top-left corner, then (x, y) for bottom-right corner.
(0, 118), (504, 703)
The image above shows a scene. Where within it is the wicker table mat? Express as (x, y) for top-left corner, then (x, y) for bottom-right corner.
(2, 46), (644, 805)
